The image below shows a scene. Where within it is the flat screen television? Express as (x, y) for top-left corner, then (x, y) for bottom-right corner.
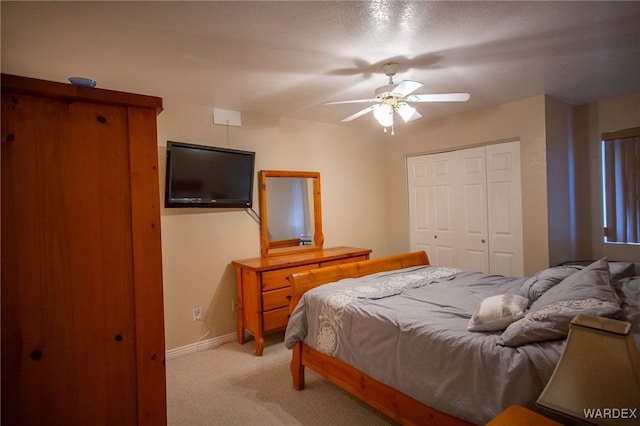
(164, 141), (255, 208)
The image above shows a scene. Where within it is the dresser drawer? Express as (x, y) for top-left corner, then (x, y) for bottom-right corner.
(262, 287), (293, 311)
(320, 255), (369, 268)
(263, 307), (290, 332)
(262, 263), (320, 291)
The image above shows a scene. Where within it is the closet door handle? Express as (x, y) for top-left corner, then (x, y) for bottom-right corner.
(481, 239), (486, 243)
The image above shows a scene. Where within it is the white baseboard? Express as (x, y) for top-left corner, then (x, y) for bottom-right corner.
(166, 332), (237, 360)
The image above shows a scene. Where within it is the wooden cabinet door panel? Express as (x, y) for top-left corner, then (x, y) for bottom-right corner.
(1, 94), (137, 425)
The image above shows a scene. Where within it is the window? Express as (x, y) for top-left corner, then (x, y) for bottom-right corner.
(601, 127), (640, 245)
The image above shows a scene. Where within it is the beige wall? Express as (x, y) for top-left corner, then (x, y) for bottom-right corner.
(159, 92), (639, 351)
(386, 95), (549, 276)
(544, 96), (576, 266)
(157, 101), (390, 350)
(571, 104), (594, 260)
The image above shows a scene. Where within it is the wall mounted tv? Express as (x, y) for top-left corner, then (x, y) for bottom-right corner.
(164, 141), (255, 208)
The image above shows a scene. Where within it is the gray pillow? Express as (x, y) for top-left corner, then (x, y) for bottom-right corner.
(500, 259), (620, 347)
(609, 262), (640, 281)
(517, 265), (583, 305)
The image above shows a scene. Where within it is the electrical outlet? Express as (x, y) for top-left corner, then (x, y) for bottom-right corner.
(231, 300), (238, 312)
(193, 305), (203, 321)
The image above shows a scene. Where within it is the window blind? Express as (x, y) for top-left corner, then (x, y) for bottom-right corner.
(602, 127), (640, 244)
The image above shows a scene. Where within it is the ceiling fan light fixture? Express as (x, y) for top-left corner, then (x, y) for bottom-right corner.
(325, 62), (470, 132)
(373, 103), (394, 128)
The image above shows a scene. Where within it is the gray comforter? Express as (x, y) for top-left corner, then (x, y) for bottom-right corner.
(284, 265), (566, 425)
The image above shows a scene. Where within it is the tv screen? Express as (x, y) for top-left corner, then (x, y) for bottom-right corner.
(164, 141), (255, 208)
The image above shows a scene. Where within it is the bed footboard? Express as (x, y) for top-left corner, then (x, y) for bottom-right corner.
(291, 342), (471, 425)
(288, 250), (429, 309)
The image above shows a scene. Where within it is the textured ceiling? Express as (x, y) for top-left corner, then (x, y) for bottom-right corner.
(2, 1), (640, 129)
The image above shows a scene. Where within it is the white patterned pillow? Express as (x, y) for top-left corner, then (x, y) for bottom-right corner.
(500, 259), (621, 347)
(468, 294), (529, 331)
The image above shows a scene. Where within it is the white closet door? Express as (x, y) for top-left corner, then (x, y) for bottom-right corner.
(458, 147), (489, 273)
(407, 142), (523, 276)
(407, 152), (456, 267)
(407, 155), (432, 256)
(486, 141), (523, 276)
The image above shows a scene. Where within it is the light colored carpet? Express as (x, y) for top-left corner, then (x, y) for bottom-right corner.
(166, 332), (398, 425)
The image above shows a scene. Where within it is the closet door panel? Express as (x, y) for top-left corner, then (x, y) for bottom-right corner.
(408, 157), (437, 260)
(434, 245), (455, 267)
(408, 158), (432, 244)
(408, 152), (458, 266)
(458, 147), (488, 273)
(431, 153), (457, 266)
(464, 184), (485, 233)
(415, 187), (430, 230)
(491, 252), (518, 277)
(415, 243), (434, 263)
(487, 142), (523, 276)
(434, 185), (453, 232)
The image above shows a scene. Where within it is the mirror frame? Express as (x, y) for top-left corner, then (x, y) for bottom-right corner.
(259, 170), (324, 257)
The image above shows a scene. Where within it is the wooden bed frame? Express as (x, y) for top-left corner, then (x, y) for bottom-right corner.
(287, 251), (472, 426)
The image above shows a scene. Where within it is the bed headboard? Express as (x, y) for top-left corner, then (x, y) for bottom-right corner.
(288, 251), (429, 310)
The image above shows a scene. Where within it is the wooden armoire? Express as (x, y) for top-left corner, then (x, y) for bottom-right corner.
(1, 74), (167, 425)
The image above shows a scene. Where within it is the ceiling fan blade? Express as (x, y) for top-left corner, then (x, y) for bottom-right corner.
(342, 105), (376, 122)
(407, 93), (471, 102)
(397, 103), (422, 123)
(324, 99), (377, 105)
(407, 110), (422, 122)
(390, 80), (423, 97)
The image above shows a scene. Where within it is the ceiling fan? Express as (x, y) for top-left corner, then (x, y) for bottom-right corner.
(325, 62), (470, 134)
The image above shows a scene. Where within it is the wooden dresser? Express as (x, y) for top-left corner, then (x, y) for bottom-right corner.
(232, 246), (371, 355)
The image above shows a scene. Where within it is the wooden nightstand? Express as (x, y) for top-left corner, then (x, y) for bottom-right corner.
(487, 405), (562, 426)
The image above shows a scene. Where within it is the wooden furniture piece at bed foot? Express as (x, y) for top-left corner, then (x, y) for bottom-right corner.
(291, 343), (472, 426)
(487, 405), (562, 426)
(232, 246), (371, 356)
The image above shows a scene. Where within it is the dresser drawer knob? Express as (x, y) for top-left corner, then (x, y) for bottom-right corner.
(286, 295), (292, 301)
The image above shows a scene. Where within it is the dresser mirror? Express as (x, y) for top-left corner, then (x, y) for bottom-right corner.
(259, 170), (324, 257)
